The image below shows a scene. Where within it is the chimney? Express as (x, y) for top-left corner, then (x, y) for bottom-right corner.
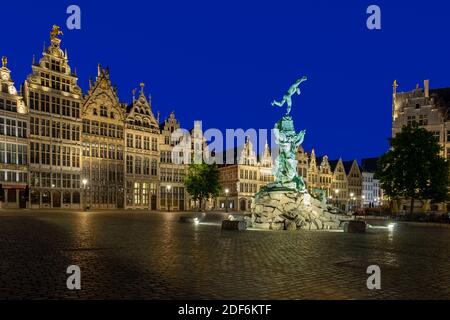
(424, 79), (429, 98)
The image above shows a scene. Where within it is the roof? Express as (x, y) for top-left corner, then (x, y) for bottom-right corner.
(342, 160), (355, 174)
(360, 157), (379, 173)
(430, 88), (450, 115)
(328, 160), (340, 171)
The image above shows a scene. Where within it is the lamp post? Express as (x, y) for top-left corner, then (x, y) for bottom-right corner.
(167, 185), (172, 212)
(361, 195), (365, 209)
(349, 192), (354, 212)
(225, 188), (229, 213)
(334, 189), (339, 208)
(82, 179), (88, 211)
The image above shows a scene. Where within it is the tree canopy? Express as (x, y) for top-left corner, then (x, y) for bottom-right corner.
(376, 126), (449, 214)
(184, 163), (221, 211)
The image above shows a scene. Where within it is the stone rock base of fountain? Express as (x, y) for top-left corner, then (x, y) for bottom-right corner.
(250, 190), (348, 231)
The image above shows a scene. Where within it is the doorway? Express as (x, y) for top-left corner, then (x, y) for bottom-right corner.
(52, 191), (61, 208)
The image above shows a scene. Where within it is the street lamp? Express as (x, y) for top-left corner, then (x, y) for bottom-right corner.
(349, 192), (354, 211)
(82, 179), (88, 211)
(334, 189), (339, 208)
(225, 188), (229, 213)
(167, 185), (172, 212)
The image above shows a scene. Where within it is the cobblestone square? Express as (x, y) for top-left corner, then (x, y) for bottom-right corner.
(0, 210), (449, 299)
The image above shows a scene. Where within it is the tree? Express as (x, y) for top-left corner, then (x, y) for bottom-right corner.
(184, 163), (221, 211)
(376, 126), (449, 214)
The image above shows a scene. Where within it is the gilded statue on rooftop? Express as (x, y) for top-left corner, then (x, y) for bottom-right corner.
(50, 25), (64, 40)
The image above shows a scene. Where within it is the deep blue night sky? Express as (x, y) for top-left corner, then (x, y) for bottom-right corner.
(2, 0), (450, 160)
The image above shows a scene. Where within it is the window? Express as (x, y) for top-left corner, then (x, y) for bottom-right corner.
(126, 155), (133, 174)
(100, 106), (108, 117)
(52, 121), (60, 138)
(18, 121), (27, 138)
(30, 142), (39, 164)
(6, 119), (16, 136)
(72, 101), (80, 118)
(152, 137), (158, 151)
(62, 99), (71, 116)
(135, 136), (142, 149)
(52, 145), (61, 166)
(72, 192), (80, 204)
(40, 73), (50, 87)
(127, 134), (133, 148)
(17, 145), (27, 165)
(144, 137), (150, 150)
(91, 121), (99, 135)
(83, 120), (90, 133)
(117, 146), (123, 160)
(418, 114), (428, 126)
(72, 125), (80, 141)
(72, 148), (80, 168)
(109, 145), (115, 159)
(51, 97), (60, 114)
(6, 144), (17, 164)
(62, 146), (70, 167)
(41, 144), (50, 165)
(40, 119), (50, 137)
(62, 79), (70, 92)
(108, 124), (116, 137)
(100, 143), (107, 158)
(144, 158), (150, 175)
(100, 122), (107, 136)
(91, 142), (99, 158)
(135, 157), (142, 175)
(432, 131), (440, 142)
(42, 191), (51, 204)
(40, 93), (50, 112)
(407, 115), (417, 127)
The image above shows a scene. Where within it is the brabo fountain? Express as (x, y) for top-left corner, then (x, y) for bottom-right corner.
(250, 76), (346, 230)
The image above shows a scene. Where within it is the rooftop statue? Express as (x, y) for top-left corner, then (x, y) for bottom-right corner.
(50, 25), (64, 40)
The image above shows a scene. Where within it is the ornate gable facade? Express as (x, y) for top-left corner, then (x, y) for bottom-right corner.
(81, 66), (125, 208)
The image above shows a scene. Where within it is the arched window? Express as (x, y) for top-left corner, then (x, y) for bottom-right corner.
(31, 191), (40, 205)
(63, 192), (71, 204)
(73, 192), (81, 204)
(110, 112), (115, 119)
(42, 191), (51, 204)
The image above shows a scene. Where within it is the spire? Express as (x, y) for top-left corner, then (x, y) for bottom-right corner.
(97, 63), (101, 77)
(157, 111), (160, 123)
(32, 54), (35, 65)
(393, 79), (398, 96)
(64, 48), (68, 60)
(1, 56), (6, 68)
(139, 82), (145, 96)
(132, 88), (136, 102)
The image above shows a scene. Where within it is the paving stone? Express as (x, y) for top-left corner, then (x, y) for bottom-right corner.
(0, 210), (449, 299)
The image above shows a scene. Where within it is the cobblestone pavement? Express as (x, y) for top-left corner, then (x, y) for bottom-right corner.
(0, 209), (449, 299)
